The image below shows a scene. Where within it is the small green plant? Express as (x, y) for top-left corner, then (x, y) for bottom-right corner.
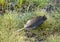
(46, 35), (60, 42)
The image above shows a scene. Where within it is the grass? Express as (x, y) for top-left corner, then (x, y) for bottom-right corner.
(46, 35), (60, 42)
(0, 12), (37, 42)
(0, 10), (60, 42)
(0, 0), (60, 42)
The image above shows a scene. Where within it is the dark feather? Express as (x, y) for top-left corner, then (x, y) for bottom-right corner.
(24, 15), (47, 30)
